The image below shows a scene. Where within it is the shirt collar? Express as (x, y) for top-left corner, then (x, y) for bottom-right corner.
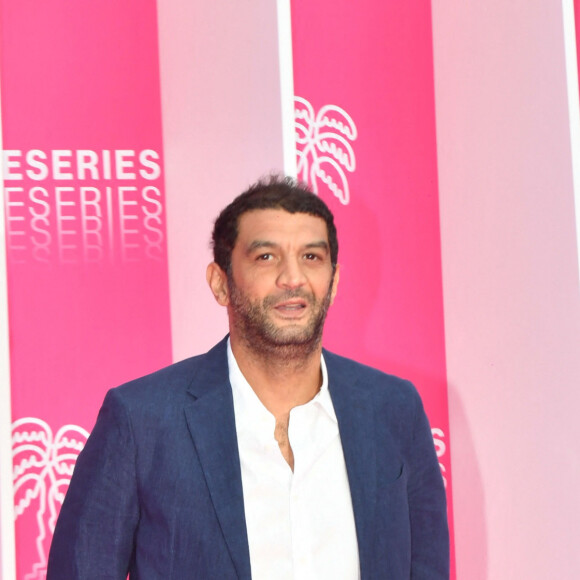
(227, 338), (337, 428)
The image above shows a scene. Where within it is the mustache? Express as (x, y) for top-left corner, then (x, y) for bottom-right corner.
(262, 289), (315, 307)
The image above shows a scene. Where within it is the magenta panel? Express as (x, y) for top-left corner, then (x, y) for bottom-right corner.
(1, 1), (172, 577)
(292, 0), (455, 574)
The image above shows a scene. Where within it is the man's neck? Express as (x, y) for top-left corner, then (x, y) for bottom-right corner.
(230, 336), (323, 419)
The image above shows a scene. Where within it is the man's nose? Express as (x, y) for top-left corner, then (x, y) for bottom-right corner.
(276, 257), (306, 289)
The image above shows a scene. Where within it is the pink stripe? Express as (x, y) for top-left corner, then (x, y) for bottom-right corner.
(2, 1), (171, 577)
(291, 1), (455, 575)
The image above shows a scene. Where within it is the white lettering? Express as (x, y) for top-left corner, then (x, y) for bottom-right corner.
(3, 150), (23, 180)
(4, 183), (166, 263)
(26, 150), (49, 181)
(139, 150), (161, 180)
(115, 150), (136, 180)
(5, 187), (26, 261)
(118, 186), (139, 261)
(102, 150), (112, 180)
(2, 149), (163, 181)
(142, 186), (164, 259)
(52, 150), (74, 180)
(80, 187), (103, 262)
(432, 427), (447, 488)
(55, 187), (77, 262)
(29, 187), (51, 262)
(76, 150), (99, 180)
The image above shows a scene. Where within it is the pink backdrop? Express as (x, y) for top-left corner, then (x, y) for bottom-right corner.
(432, 1), (580, 578)
(1, 1), (172, 577)
(1, 0), (459, 577)
(291, 2), (455, 576)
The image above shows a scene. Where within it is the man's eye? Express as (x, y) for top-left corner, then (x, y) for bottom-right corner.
(304, 253), (319, 261)
(257, 253), (273, 261)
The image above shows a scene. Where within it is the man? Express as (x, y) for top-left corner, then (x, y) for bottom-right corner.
(47, 176), (449, 579)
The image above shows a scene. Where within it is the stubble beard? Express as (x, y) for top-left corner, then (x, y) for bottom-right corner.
(227, 275), (334, 362)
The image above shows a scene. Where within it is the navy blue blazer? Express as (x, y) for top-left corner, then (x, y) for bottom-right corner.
(47, 337), (449, 579)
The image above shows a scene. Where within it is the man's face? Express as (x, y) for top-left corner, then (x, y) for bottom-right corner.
(225, 209), (338, 352)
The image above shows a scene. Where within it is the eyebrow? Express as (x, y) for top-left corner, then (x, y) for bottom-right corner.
(304, 241), (330, 252)
(246, 240), (278, 254)
(246, 240), (329, 254)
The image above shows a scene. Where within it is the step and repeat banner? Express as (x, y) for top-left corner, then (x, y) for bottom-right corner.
(1, 0), (454, 577)
(1, 1), (173, 577)
(291, 2), (454, 576)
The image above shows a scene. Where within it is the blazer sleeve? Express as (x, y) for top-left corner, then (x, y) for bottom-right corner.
(407, 390), (450, 580)
(47, 388), (140, 579)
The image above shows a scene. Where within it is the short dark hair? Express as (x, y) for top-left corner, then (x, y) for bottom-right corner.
(211, 175), (338, 273)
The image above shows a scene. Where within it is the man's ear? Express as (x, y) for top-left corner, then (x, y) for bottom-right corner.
(206, 262), (230, 306)
(330, 264), (340, 305)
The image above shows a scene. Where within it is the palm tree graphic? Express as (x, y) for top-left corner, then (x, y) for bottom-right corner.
(12, 417), (89, 580)
(294, 96), (358, 205)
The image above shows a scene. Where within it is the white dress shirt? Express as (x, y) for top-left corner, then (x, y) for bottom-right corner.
(228, 341), (360, 580)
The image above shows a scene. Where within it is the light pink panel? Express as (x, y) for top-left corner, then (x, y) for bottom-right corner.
(156, 0), (286, 362)
(433, 1), (580, 578)
(1, 1), (172, 577)
(291, 1), (455, 575)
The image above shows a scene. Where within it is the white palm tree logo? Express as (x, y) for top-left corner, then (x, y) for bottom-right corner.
(12, 417), (89, 580)
(294, 96), (358, 205)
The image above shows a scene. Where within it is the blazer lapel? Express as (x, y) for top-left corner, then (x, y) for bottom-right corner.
(325, 351), (377, 580)
(183, 339), (251, 580)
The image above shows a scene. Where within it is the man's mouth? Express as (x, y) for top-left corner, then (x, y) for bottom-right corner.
(273, 299), (308, 314)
